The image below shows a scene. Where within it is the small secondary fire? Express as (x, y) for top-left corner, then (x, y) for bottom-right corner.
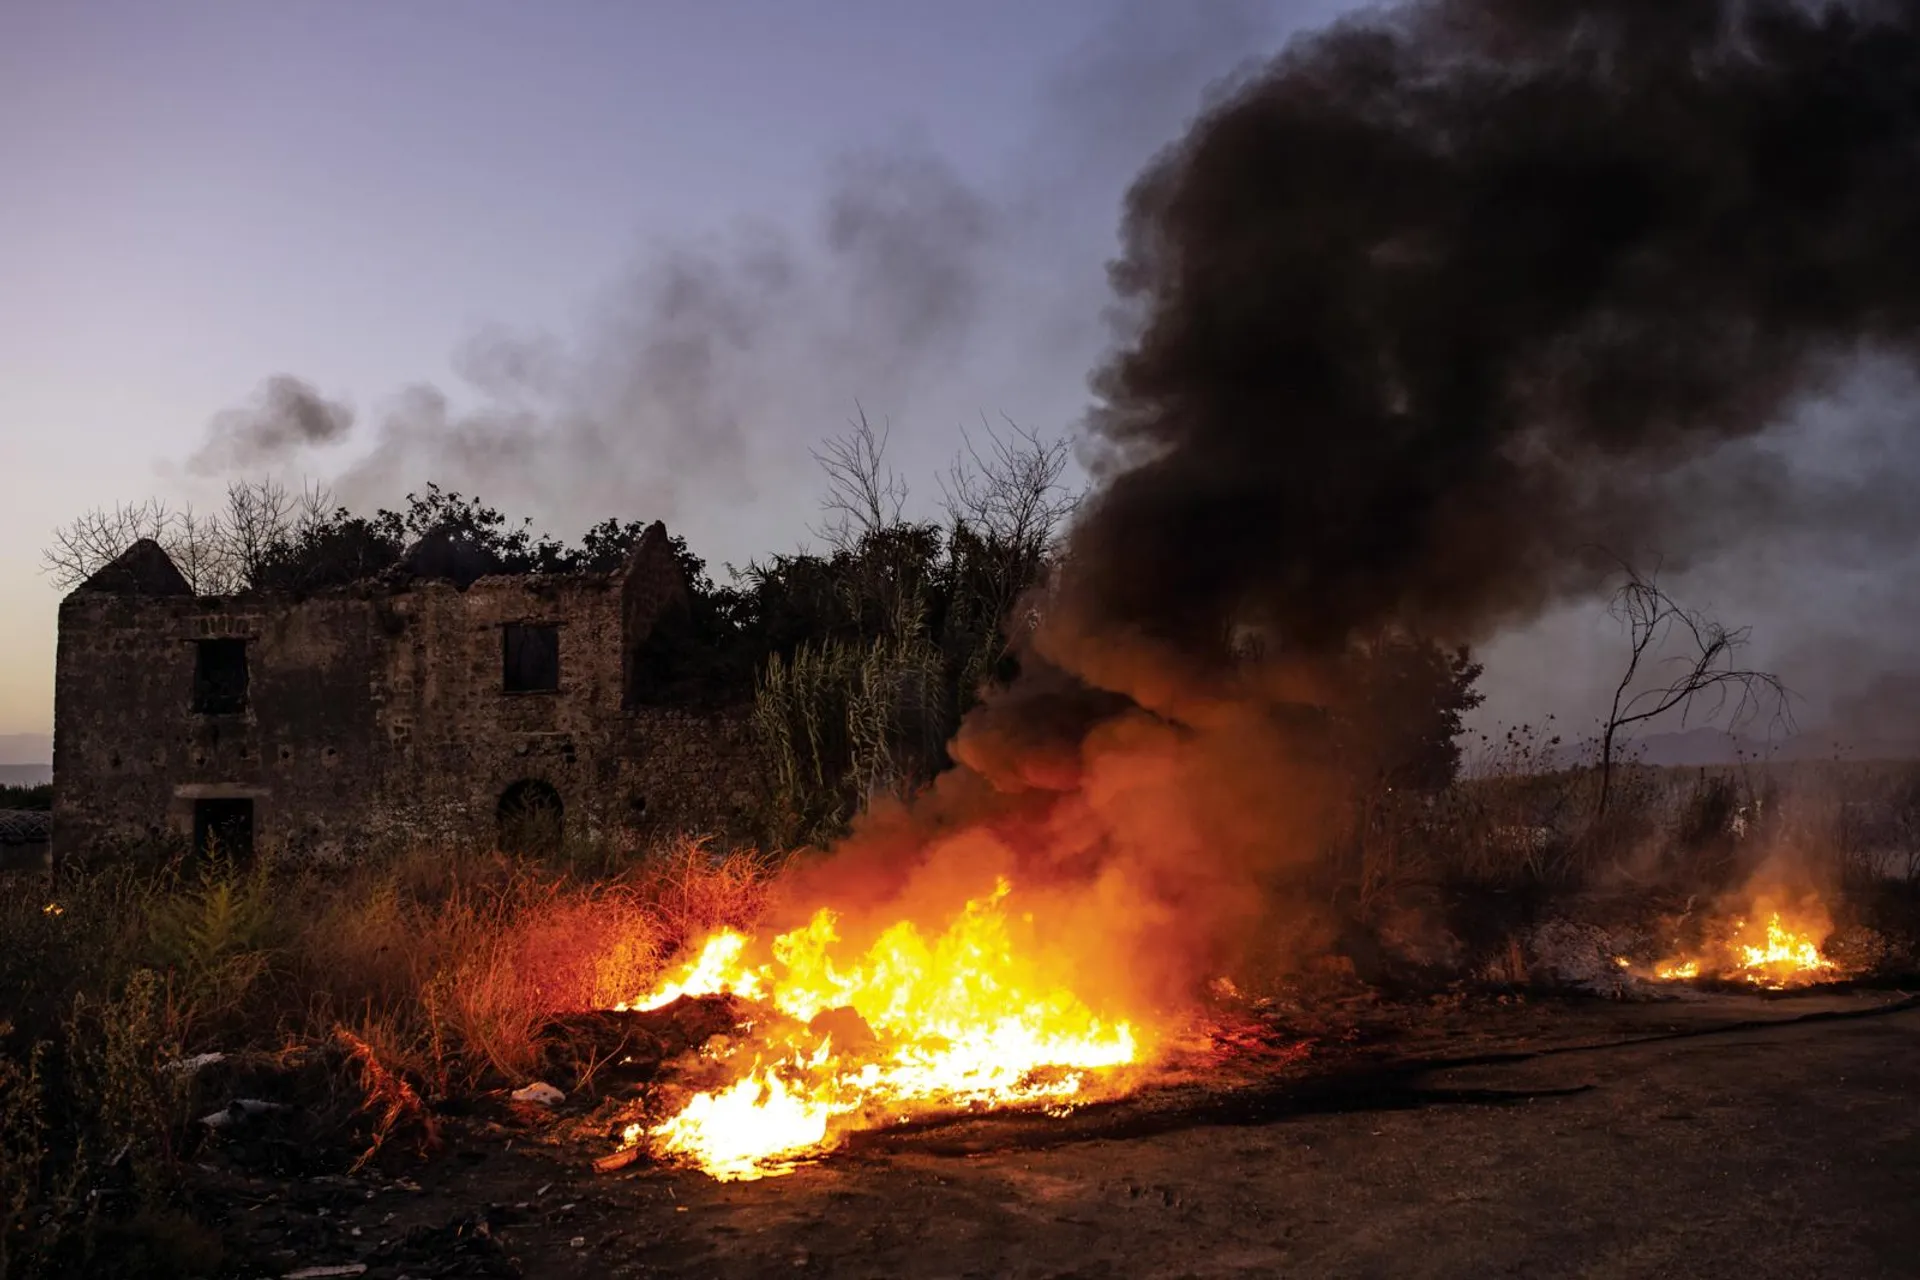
(1641, 902), (1842, 990)
(613, 878), (1144, 1181)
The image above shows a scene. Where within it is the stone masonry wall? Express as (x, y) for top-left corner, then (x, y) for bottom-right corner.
(55, 589), (391, 858)
(53, 533), (761, 862)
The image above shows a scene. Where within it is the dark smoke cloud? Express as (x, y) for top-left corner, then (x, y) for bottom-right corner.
(1051, 0), (1920, 687)
(188, 375), (354, 475)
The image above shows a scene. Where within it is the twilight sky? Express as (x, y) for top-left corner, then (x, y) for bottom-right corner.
(5, 0), (1916, 760)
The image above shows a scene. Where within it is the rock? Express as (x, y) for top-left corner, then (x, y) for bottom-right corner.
(510, 1082), (565, 1107)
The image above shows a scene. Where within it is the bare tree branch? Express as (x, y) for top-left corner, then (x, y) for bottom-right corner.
(811, 405), (907, 550)
(938, 414), (1079, 559)
(41, 499), (178, 591)
(1595, 558), (1794, 815)
(934, 416), (1085, 677)
(169, 504), (236, 595)
(222, 478), (296, 589)
(43, 478), (343, 595)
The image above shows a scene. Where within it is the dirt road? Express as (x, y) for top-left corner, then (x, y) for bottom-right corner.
(245, 992), (1920, 1279)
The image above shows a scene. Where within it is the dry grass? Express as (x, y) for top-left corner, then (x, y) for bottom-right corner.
(0, 832), (779, 1278)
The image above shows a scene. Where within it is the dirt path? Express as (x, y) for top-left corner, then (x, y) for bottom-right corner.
(242, 993), (1920, 1279)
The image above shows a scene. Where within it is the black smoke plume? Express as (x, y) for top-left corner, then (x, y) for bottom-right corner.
(1049, 0), (1920, 688)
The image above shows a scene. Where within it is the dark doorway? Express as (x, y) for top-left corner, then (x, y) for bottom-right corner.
(496, 780), (563, 856)
(192, 798), (255, 863)
(503, 624), (560, 693)
(193, 639), (249, 714)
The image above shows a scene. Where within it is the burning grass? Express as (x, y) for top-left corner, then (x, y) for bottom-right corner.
(612, 877), (1144, 1181)
(1642, 902), (1843, 990)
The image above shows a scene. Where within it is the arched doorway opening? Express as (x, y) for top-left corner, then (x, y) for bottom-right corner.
(496, 779), (563, 856)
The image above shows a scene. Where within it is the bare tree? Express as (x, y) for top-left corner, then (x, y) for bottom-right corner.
(939, 414), (1079, 560)
(940, 416), (1080, 643)
(168, 505), (236, 595)
(1595, 560), (1793, 815)
(43, 478), (340, 595)
(42, 499), (179, 591)
(811, 406), (908, 550)
(221, 478), (297, 588)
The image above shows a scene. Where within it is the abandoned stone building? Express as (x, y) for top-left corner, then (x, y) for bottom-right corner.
(52, 524), (760, 862)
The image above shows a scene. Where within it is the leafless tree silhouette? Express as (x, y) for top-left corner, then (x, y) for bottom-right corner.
(1595, 559), (1792, 815)
(43, 478), (335, 594)
(811, 406), (908, 550)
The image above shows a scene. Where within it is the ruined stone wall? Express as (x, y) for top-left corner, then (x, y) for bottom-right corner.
(54, 590), (387, 859)
(54, 557), (762, 862)
(367, 572), (761, 850)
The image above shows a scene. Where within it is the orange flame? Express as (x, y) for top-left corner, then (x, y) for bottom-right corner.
(1647, 907), (1839, 989)
(616, 877), (1143, 1180)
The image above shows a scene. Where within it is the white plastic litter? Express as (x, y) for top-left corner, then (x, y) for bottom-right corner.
(199, 1098), (289, 1128)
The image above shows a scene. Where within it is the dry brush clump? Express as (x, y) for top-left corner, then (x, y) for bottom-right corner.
(0, 833), (779, 1277)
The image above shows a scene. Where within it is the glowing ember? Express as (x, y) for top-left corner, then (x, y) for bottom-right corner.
(615, 878), (1141, 1180)
(1647, 909), (1839, 989)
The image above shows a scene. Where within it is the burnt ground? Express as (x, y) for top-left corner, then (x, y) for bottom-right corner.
(204, 987), (1920, 1280)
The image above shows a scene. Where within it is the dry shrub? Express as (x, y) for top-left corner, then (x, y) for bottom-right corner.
(0, 833), (780, 1274)
(499, 886), (665, 1013)
(270, 834), (778, 1088)
(634, 836), (782, 948)
(335, 1027), (440, 1172)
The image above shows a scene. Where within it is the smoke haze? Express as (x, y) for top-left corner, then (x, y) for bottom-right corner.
(188, 375), (355, 476)
(178, 4), (1313, 558)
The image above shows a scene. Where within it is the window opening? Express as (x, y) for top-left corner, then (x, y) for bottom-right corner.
(193, 638), (249, 714)
(503, 624), (559, 693)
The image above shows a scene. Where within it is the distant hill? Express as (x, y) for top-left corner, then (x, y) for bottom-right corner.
(0, 764), (51, 787)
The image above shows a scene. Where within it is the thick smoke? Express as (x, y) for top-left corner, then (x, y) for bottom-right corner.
(1053, 0), (1920, 682)
(791, 0), (1920, 1012)
(188, 375), (354, 475)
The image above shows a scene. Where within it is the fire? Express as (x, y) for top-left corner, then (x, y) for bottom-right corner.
(1646, 907), (1839, 990)
(1731, 912), (1837, 986)
(615, 877), (1142, 1180)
